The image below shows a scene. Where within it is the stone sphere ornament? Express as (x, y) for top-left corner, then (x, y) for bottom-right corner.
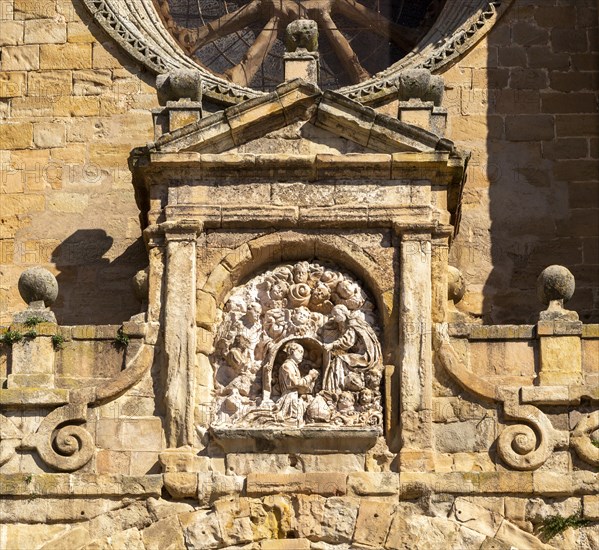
(447, 266), (466, 304)
(18, 267), (58, 306)
(536, 265), (575, 306)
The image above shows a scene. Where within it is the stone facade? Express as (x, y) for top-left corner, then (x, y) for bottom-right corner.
(1, 1), (598, 549)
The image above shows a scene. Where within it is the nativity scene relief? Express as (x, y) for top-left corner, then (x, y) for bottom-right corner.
(211, 261), (384, 429)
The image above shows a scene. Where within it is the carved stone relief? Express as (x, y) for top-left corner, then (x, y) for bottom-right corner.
(211, 261), (384, 429)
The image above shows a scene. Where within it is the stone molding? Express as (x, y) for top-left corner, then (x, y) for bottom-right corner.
(0, 324), (156, 472)
(82, 0), (514, 106)
(435, 323), (599, 472)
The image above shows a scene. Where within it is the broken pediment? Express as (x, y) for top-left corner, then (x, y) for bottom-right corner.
(132, 79), (467, 231)
(148, 80), (456, 156)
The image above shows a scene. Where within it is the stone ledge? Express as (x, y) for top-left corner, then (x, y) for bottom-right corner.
(582, 324), (599, 338)
(398, 471), (599, 497)
(246, 472), (347, 496)
(0, 388), (69, 406)
(0, 474), (163, 496)
(145, 151), (459, 184)
(210, 426), (381, 453)
(447, 324), (536, 339)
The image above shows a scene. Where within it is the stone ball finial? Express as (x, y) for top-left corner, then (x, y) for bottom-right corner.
(18, 267), (58, 307)
(156, 69), (202, 105)
(285, 19), (318, 53)
(537, 265), (575, 306)
(397, 69), (444, 107)
(132, 268), (149, 302)
(447, 266), (466, 304)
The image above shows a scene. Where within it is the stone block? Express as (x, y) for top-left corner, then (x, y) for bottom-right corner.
(0, 71), (26, 98)
(95, 450), (131, 475)
(28, 70), (72, 97)
(261, 540), (310, 549)
(539, 335), (582, 385)
(96, 418), (163, 452)
(39, 527), (91, 550)
(434, 418), (495, 454)
(40, 43), (92, 69)
(321, 497), (359, 544)
(354, 500), (395, 548)
(141, 517), (186, 550)
(583, 495), (599, 520)
(109, 528), (145, 550)
(505, 115), (554, 142)
(246, 472), (347, 496)
(178, 509), (223, 549)
(163, 472), (198, 499)
(2, 525), (69, 550)
(0, 21), (24, 47)
(196, 290), (217, 329)
(0, 122), (33, 149)
(34, 122), (66, 148)
(73, 69), (112, 96)
(1, 45), (39, 70)
(347, 472), (399, 496)
(532, 472), (574, 496)
(53, 96), (99, 116)
(67, 21), (95, 43)
(24, 19), (66, 44)
(212, 498), (254, 545)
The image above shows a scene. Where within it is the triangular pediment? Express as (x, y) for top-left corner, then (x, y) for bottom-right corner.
(149, 80), (456, 156)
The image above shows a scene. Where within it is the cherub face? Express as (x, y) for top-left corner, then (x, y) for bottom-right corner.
(293, 262), (309, 283)
(270, 282), (288, 300)
(336, 280), (355, 299)
(337, 391), (354, 411)
(312, 282), (331, 303)
(246, 303), (262, 322)
(331, 306), (347, 323)
(359, 389), (373, 405)
(292, 307), (310, 325)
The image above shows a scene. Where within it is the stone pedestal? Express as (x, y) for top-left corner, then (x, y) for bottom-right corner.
(284, 52), (319, 85)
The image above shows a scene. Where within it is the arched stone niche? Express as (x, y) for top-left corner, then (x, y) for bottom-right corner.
(210, 260), (385, 430)
(200, 232), (397, 361)
(194, 231), (398, 451)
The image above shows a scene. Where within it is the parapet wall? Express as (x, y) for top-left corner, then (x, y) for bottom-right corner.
(1, 317), (597, 549)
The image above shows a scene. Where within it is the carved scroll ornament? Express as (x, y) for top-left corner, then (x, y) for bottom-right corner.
(211, 261), (384, 429)
(434, 324), (575, 472)
(0, 333), (155, 472)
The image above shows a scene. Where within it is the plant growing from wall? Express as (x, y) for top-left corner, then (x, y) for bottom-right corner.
(538, 511), (590, 541)
(114, 328), (130, 349)
(0, 330), (23, 345)
(24, 316), (45, 328)
(51, 334), (65, 351)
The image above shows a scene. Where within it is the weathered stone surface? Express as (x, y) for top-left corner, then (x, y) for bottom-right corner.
(347, 472), (399, 496)
(354, 500), (395, 548)
(434, 418), (495, 453)
(179, 509), (223, 549)
(141, 516), (186, 550)
(247, 473), (347, 496)
(320, 497), (359, 543)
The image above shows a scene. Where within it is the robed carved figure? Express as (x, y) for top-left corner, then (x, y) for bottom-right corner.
(211, 261), (384, 429)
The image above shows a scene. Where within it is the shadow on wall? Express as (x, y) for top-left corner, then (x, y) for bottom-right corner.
(51, 230), (147, 325)
(481, 0), (598, 323)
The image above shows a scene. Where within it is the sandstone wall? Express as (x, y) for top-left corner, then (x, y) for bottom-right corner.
(1, 0), (598, 325)
(0, 0), (156, 325)
(443, 0), (599, 324)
